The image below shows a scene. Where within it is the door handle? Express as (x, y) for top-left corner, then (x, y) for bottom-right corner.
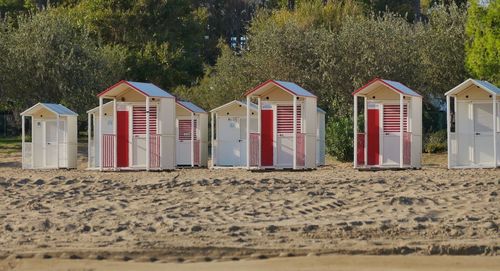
(475, 132), (480, 135)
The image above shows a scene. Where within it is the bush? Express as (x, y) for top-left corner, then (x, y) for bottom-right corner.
(326, 116), (354, 162)
(424, 129), (447, 153)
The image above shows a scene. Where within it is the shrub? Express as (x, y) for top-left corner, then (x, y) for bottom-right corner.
(424, 129), (447, 153)
(326, 116), (354, 162)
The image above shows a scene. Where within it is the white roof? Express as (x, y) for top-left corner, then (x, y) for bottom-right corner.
(86, 101), (113, 114)
(21, 103), (78, 116)
(445, 78), (500, 96)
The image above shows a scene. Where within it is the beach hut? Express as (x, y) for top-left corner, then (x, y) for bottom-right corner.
(21, 103), (78, 169)
(210, 100), (258, 167)
(176, 100), (208, 167)
(445, 79), (500, 168)
(353, 78), (422, 169)
(87, 80), (176, 171)
(244, 80), (317, 170)
(316, 108), (326, 166)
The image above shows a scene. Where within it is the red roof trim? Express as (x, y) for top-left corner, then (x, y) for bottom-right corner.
(97, 80), (151, 98)
(352, 77), (407, 96)
(244, 79), (276, 97)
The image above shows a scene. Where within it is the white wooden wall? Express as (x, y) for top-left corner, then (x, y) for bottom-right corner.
(159, 97), (176, 169)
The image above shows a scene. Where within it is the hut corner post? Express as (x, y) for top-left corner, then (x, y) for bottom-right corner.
(99, 96), (103, 171)
(113, 98), (117, 169)
(257, 97), (261, 168)
(210, 111), (215, 168)
(446, 95), (451, 169)
(353, 95), (358, 168)
(190, 111), (194, 167)
(146, 97), (151, 171)
(56, 114), (60, 168)
(246, 96), (251, 169)
(399, 94), (404, 168)
(87, 113), (91, 169)
(21, 115), (25, 169)
(494, 94), (497, 167)
(293, 95), (297, 170)
(363, 96), (368, 167)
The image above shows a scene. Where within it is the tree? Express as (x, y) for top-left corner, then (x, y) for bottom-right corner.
(0, 10), (126, 120)
(66, 0), (208, 88)
(465, 0), (499, 85)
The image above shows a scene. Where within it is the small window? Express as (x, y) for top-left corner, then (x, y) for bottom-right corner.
(450, 97), (456, 133)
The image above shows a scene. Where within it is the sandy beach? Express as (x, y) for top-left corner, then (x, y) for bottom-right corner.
(0, 148), (498, 270)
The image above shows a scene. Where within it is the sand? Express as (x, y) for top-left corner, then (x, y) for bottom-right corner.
(0, 147), (499, 269)
(4, 255), (500, 271)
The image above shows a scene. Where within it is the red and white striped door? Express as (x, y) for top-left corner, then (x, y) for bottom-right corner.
(176, 118), (198, 166)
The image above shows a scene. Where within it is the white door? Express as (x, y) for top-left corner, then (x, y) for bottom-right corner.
(176, 118), (196, 165)
(473, 103), (494, 166)
(217, 117), (242, 166)
(381, 104), (407, 166)
(44, 121), (58, 168)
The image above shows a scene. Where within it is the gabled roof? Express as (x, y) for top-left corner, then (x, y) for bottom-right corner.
(86, 101), (113, 114)
(98, 80), (174, 98)
(210, 100), (258, 113)
(445, 78), (500, 96)
(317, 107), (326, 114)
(245, 80), (316, 98)
(177, 101), (207, 114)
(21, 103), (78, 116)
(352, 78), (422, 97)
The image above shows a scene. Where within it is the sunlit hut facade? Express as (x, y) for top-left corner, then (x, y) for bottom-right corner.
(21, 103), (78, 169)
(353, 78), (422, 169)
(210, 100), (258, 168)
(87, 81), (176, 171)
(244, 80), (317, 170)
(175, 100), (208, 167)
(445, 79), (500, 168)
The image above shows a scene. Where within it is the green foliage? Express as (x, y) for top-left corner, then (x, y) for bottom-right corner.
(0, 10), (126, 118)
(66, 0), (208, 88)
(465, 0), (499, 85)
(423, 129), (447, 153)
(326, 116), (354, 162)
(180, 1), (467, 119)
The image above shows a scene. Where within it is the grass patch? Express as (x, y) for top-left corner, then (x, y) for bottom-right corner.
(0, 136), (22, 154)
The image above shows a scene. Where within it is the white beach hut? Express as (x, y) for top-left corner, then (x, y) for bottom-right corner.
(316, 107), (326, 166)
(210, 100), (258, 167)
(445, 79), (500, 168)
(353, 78), (422, 169)
(176, 101), (208, 167)
(21, 103), (78, 169)
(244, 80), (317, 170)
(87, 80), (176, 171)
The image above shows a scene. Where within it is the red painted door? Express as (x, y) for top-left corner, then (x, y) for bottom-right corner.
(117, 111), (129, 167)
(367, 109), (380, 165)
(261, 110), (274, 166)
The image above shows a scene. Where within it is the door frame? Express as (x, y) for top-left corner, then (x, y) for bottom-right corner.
(176, 116), (199, 165)
(273, 102), (304, 168)
(379, 101), (411, 166)
(471, 102), (495, 166)
(216, 115), (242, 166)
(260, 107), (274, 167)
